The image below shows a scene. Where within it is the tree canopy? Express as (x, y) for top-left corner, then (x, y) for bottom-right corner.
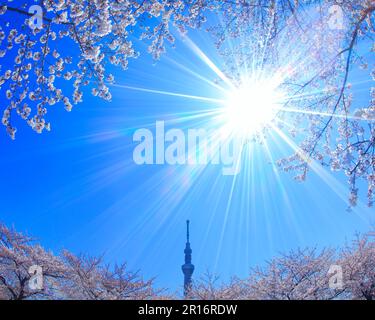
(0, 1), (374, 206)
(1, 222), (374, 300)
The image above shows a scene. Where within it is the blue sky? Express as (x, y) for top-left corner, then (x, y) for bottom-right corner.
(0, 8), (374, 296)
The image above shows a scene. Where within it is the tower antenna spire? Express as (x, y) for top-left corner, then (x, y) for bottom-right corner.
(182, 220), (194, 297)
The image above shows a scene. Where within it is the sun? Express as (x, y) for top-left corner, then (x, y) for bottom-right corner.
(221, 76), (285, 138)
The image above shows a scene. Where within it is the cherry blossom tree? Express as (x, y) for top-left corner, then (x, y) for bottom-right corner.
(243, 248), (345, 300)
(207, 1), (375, 207)
(338, 234), (375, 300)
(60, 251), (161, 300)
(0, 1), (374, 206)
(189, 271), (246, 300)
(0, 0), (209, 139)
(0, 223), (161, 300)
(1, 222), (375, 300)
(190, 234), (375, 300)
(0, 223), (66, 300)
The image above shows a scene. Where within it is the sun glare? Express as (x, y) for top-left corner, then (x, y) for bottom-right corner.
(221, 77), (285, 137)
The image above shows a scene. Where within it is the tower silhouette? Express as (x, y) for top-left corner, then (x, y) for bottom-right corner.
(181, 220), (194, 297)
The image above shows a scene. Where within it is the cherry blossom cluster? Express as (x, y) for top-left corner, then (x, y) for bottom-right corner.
(189, 234), (375, 300)
(0, 0), (214, 139)
(0, 1), (374, 206)
(210, 0), (374, 207)
(1, 222), (374, 300)
(0, 222), (162, 300)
